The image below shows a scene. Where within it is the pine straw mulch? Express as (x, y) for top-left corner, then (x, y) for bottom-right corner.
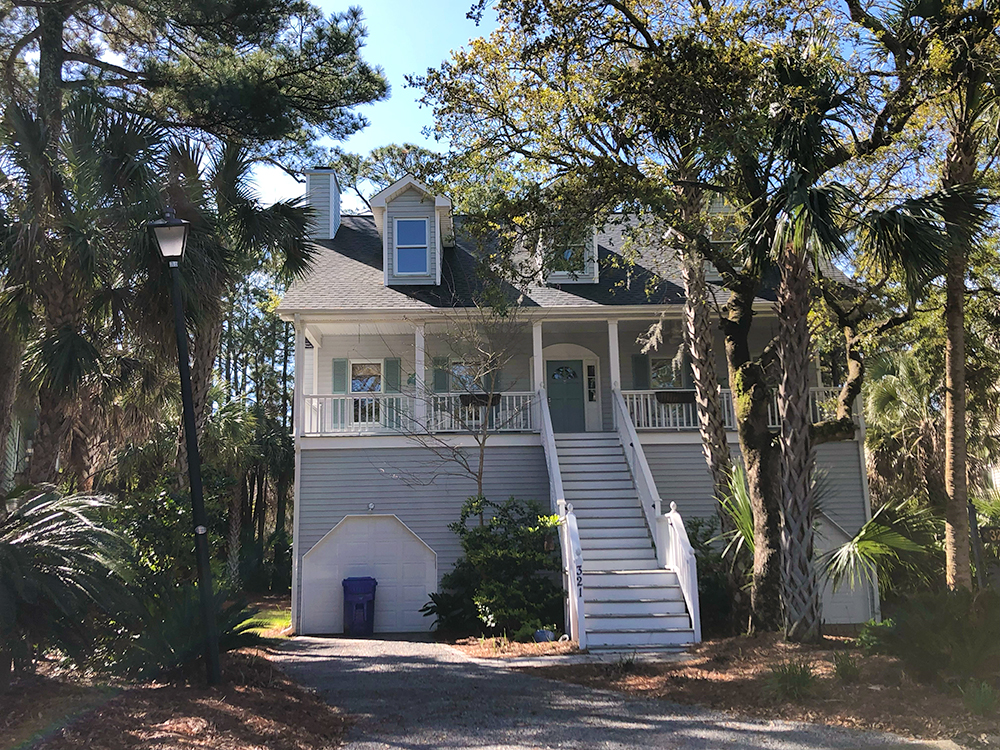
(5, 649), (348, 750)
(523, 633), (1000, 748)
(451, 636), (579, 659)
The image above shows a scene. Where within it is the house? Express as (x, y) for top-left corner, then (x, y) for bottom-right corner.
(277, 169), (878, 649)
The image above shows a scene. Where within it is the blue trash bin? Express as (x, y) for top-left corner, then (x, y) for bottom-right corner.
(342, 577), (377, 636)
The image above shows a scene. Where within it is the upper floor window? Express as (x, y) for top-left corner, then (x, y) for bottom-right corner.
(552, 243), (587, 273)
(394, 218), (429, 275)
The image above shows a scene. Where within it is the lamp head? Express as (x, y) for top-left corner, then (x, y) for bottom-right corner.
(149, 207), (190, 263)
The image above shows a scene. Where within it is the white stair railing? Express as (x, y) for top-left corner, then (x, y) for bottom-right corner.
(612, 388), (662, 533)
(660, 502), (702, 643)
(538, 387), (586, 649)
(614, 388), (701, 644)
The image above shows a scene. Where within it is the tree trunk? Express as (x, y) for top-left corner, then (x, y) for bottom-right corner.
(177, 308), (224, 480)
(941, 112), (976, 591)
(66, 389), (97, 492)
(722, 290), (783, 632)
(777, 247), (821, 643)
(227, 488), (242, 588)
(0, 326), (23, 479)
(271, 470), (290, 591)
(681, 247), (732, 504)
(29, 385), (69, 485)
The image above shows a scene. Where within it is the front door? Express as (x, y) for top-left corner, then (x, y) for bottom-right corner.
(546, 360), (586, 433)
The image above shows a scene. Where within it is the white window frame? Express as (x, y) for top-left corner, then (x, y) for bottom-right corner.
(393, 217), (430, 276)
(349, 359), (383, 394)
(545, 226), (598, 283)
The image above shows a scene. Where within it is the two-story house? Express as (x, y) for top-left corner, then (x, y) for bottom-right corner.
(277, 169), (878, 650)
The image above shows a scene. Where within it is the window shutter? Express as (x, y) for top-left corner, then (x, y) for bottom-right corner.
(432, 357), (450, 393)
(332, 359), (348, 393)
(483, 368), (502, 394)
(384, 358), (401, 393)
(632, 353), (650, 390)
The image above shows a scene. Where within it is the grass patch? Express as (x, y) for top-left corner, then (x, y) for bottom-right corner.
(765, 660), (817, 702)
(832, 651), (862, 683)
(249, 607), (292, 638)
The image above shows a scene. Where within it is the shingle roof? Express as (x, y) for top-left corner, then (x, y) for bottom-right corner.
(278, 214), (758, 314)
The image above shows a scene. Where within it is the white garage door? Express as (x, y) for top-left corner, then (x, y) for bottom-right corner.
(300, 514), (437, 635)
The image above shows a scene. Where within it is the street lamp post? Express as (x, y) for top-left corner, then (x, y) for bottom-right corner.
(149, 208), (222, 686)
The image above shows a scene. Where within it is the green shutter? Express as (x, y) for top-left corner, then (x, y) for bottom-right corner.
(384, 358), (401, 393)
(632, 353), (650, 390)
(433, 357), (450, 393)
(332, 359), (348, 393)
(483, 368), (502, 394)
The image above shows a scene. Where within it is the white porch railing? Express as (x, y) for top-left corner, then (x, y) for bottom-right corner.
(623, 386), (848, 431)
(429, 392), (535, 433)
(302, 391), (534, 436)
(538, 387), (586, 649)
(303, 394), (413, 435)
(658, 501), (702, 643)
(612, 389), (662, 535)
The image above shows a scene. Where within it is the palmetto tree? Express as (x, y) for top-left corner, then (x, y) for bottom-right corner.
(0, 97), (165, 487)
(160, 141), (314, 476)
(0, 489), (129, 679)
(762, 41), (989, 641)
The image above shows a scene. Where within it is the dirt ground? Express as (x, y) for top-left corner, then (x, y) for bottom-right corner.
(451, 635), (579, 659)
(4, 650), (349, 750)
(526, 633), (1000, 748)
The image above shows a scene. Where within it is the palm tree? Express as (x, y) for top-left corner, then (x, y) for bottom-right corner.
(0, 97), (165, 487)
(160, 141), (315, 477)
(0, 489), (129, 680)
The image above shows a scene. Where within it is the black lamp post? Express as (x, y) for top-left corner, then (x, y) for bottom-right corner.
(149, 208), (222, 686)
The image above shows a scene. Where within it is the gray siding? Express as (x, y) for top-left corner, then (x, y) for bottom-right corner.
(307, 173), (332, 240)
(386, 188), (438, 285)
(295, 445), (550, 606)
(643, 441), (869, 536)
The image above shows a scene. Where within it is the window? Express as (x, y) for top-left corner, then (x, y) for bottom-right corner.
(394, 218), (429, 275)
(552, 244), (587, 273)
(587, 364), (597, 402)
(351, 362), (382, 393)
(450, 361), (480, 392)
(650, 347), (689, 389)
(351, 361), (382, 424)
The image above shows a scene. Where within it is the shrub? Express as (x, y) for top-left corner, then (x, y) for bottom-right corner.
(422, 496), (563, 637)
(96, 576), (261, 677)
(832, 651), (862, 683)
(878, 590), (1000, 682)
(856, 617), (894, 655)
(0, 490), (131, 679)
(765, 660), (817, 702)
(686, 517), (740, 637)
(960, 681), (999, 717)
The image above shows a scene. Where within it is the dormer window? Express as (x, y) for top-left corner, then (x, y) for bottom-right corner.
(543, 225), (599, 284)
(394, 218), (429, 275)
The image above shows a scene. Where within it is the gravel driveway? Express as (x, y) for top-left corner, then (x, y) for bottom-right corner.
(273, 637), (948, 750)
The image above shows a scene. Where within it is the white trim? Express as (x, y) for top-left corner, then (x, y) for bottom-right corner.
(303, 513), (437, 561)
(382, 212), (389, 286)
(435, 210), (442, 284)
(299, 433), (542, 450)
(414, 322), (426, 427)
(608, 320), (621, 390)
(546, 225), (599, 284)
(370, 174), (452, 209)
(541, 343), (601, 432)
(638, 431), (741, 445)
(291, 315), (305, 631)
(532, 322), (544, 391)
(392, 217), (430, 276)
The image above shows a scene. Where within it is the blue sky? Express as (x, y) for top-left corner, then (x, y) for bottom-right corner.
(252, 1), (497, 209)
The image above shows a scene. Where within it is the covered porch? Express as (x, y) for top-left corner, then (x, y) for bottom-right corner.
(291, 315), (850, 438)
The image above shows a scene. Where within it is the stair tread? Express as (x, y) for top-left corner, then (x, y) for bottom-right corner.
(588, 627), (694, 633)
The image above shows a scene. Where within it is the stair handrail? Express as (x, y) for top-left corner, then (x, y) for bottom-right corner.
(611, 388), (662, 537)
(537, 387), (586, 649)
(663, 501), (702, 642)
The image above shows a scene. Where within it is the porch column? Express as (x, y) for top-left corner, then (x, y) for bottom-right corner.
(608, 319), (621, 390)
(414, 322), (426, 429)
(293, 314), (305, 438)
(532, 321), (544, 391)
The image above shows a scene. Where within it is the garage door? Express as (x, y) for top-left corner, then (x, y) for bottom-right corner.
(300, 514), (437, 635)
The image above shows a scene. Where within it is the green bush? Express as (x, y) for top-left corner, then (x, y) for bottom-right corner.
(832, 651), (862, 683)
(856, 617), (894, 655)
(877, 590), (1000, 682)
(98, 577), (260, 677)
(960, 680), (999, 717)
(765, 660), (817, 702)
(686, 517), (741, 637)
(421, 496), (563, 637)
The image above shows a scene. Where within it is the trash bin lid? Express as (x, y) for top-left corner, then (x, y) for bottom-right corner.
(342, 576), (377, 595)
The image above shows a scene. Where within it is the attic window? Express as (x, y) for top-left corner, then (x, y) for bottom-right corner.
(553, 245), (587, 273)
(395, 218), (429, 275)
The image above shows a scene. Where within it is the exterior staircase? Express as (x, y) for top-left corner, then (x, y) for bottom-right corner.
(554, 433), (696, 650)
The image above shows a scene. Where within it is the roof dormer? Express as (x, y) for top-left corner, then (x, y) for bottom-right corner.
(542, 224), (599, 285)
(369, 175), (453, 286)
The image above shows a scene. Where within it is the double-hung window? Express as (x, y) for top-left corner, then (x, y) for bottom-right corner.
(394, 218), (429, 275)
